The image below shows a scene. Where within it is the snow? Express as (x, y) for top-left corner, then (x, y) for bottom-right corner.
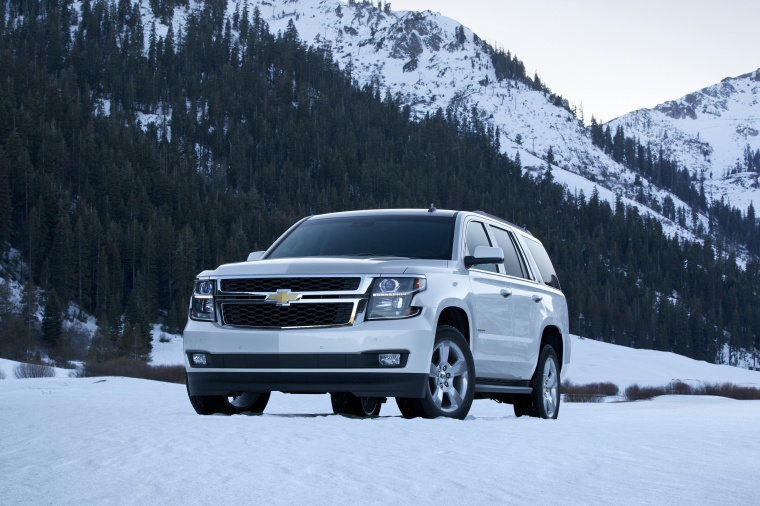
(609, 69), (760, 212)
(2, 335), (760, 504)
(56, 0), (755, 257)
(3, 4), (758, 497)
(148, 325), (184, 366)
(240, 0), (728, 243)
(566, 336), (760, 390)
(114, 0), (714, 244)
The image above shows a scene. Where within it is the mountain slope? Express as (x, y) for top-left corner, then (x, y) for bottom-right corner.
(254, 0), (591, 162)
(245, 0), (684, 226)
(608, 69), (760, 212)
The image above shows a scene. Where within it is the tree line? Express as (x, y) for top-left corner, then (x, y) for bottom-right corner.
(589, 119), (760, 257)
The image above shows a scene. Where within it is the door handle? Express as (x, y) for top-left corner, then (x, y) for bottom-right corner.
(532, 295), (543, 302)
(500, 289), (513, 298)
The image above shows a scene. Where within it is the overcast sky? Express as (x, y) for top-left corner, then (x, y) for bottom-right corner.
(390, 0), (760, 123)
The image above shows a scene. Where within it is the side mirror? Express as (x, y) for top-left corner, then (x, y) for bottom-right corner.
(247, 251), (265, 262)
(464, 246), (504, 268)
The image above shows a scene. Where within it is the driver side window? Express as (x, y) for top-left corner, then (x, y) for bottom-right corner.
(465, 221), (498, 273)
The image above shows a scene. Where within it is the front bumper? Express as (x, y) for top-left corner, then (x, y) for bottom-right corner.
(183, 311), (435, 398)
(186, 370), (426, 397)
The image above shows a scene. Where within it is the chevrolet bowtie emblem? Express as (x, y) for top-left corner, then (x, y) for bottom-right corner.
(266, 290), (303, 306)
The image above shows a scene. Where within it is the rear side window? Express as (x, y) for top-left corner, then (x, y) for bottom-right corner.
(489, 226), (527, 279)
(524, 238), (561, 290)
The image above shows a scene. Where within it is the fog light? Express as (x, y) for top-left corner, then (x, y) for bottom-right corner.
(192, 353), (208, 366)
(379, 353), (401, 366)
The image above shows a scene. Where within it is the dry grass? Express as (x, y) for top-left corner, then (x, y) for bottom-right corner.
(82, 357), (186, 384)
(562, 380), (760, 403)
(562, 381), (620, 402)
(625, 381), (760, 401)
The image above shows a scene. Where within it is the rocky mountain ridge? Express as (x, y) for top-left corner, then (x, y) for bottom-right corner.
(203, 0), (758, 242)
(608, 69), (760, 212)
(131, 0), (757, 245)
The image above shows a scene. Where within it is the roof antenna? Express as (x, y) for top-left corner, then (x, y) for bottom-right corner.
(428, 203), (437, 213)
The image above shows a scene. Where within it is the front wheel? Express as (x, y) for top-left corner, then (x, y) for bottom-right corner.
(396, 325), (475, 420)
(186, 379), (270, 415)
(514, 345), (560, 419)
(330, 393), (383, 417)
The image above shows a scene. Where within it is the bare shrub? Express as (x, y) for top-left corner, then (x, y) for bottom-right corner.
(14, 362), (56, 379)
(595, 382), (620, 396)
(83, 357), (149, 378)
(625, 381), (760, 401)
(624, 384), (667, 401)
(150, 364), (186, 384)
(702, 383), (760, 400)
(562, 381), (620, 403)
(158, 332), (171, 343)
(669, 381), (692, 395)
(82, 357), (185, 384)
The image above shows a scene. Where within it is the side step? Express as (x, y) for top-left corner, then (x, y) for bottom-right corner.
(475, 378), (532, 395)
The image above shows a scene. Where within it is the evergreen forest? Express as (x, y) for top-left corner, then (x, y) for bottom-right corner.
(0, 0), (757, 367)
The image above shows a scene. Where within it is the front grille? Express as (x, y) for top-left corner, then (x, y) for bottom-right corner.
(220, 277), (361, 293)
(221, 302), (355, 328)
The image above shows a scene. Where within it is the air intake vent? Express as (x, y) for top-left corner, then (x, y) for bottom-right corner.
(220, 277), (361, 293)
(221, 302), (355, 328)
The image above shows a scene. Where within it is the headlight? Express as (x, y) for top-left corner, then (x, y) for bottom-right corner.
(367, 277), (426, 320)
(189, 279), (217, 321)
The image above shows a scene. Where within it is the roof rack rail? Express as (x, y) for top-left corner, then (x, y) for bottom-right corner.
(473, 210), (533, 236)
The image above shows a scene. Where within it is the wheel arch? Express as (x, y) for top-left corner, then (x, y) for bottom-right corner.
(436, 305), (470, 345)
(540, 325), (564, 372)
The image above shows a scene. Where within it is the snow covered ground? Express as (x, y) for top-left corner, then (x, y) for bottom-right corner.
(566, 336), (760, 390)
(2, 335), (760, 504)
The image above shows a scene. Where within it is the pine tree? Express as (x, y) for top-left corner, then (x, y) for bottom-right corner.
(41, 289), (63, 348)
(20, 279), (39, 326)
(0, 147), (11, 247)
(48, 212), (74, 302)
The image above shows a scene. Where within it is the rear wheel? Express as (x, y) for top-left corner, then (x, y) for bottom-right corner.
(513, 345), (560, 419)
(330, 393), (383, 417)
(396, 325), (475, 420)
(187, 379), (270, 415)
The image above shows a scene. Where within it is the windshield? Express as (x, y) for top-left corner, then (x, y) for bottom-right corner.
(267, 215), (456, 260)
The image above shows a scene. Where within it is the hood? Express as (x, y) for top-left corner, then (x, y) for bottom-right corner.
(198, 257), (453, 278)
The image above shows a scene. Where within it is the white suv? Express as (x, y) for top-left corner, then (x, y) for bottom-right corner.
(184, 208), (570, 419)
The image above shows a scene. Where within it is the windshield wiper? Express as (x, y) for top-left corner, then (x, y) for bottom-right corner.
(349, 253), (415, 258)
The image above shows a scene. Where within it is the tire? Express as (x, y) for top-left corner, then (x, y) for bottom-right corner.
(513, 397), (530, 418)
(395, 325), (475, 420)
(186, 378), (270, 415)
(513, 345), (560, 419)
(395, 396), (425, 419)
(330, 393), (383, 417)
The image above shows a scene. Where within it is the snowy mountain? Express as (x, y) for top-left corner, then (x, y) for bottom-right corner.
(28, 0), (750, 246)
(136, 0), (711, 243)
(271, 3), (656, 186)
(608, 69), (760, 212)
